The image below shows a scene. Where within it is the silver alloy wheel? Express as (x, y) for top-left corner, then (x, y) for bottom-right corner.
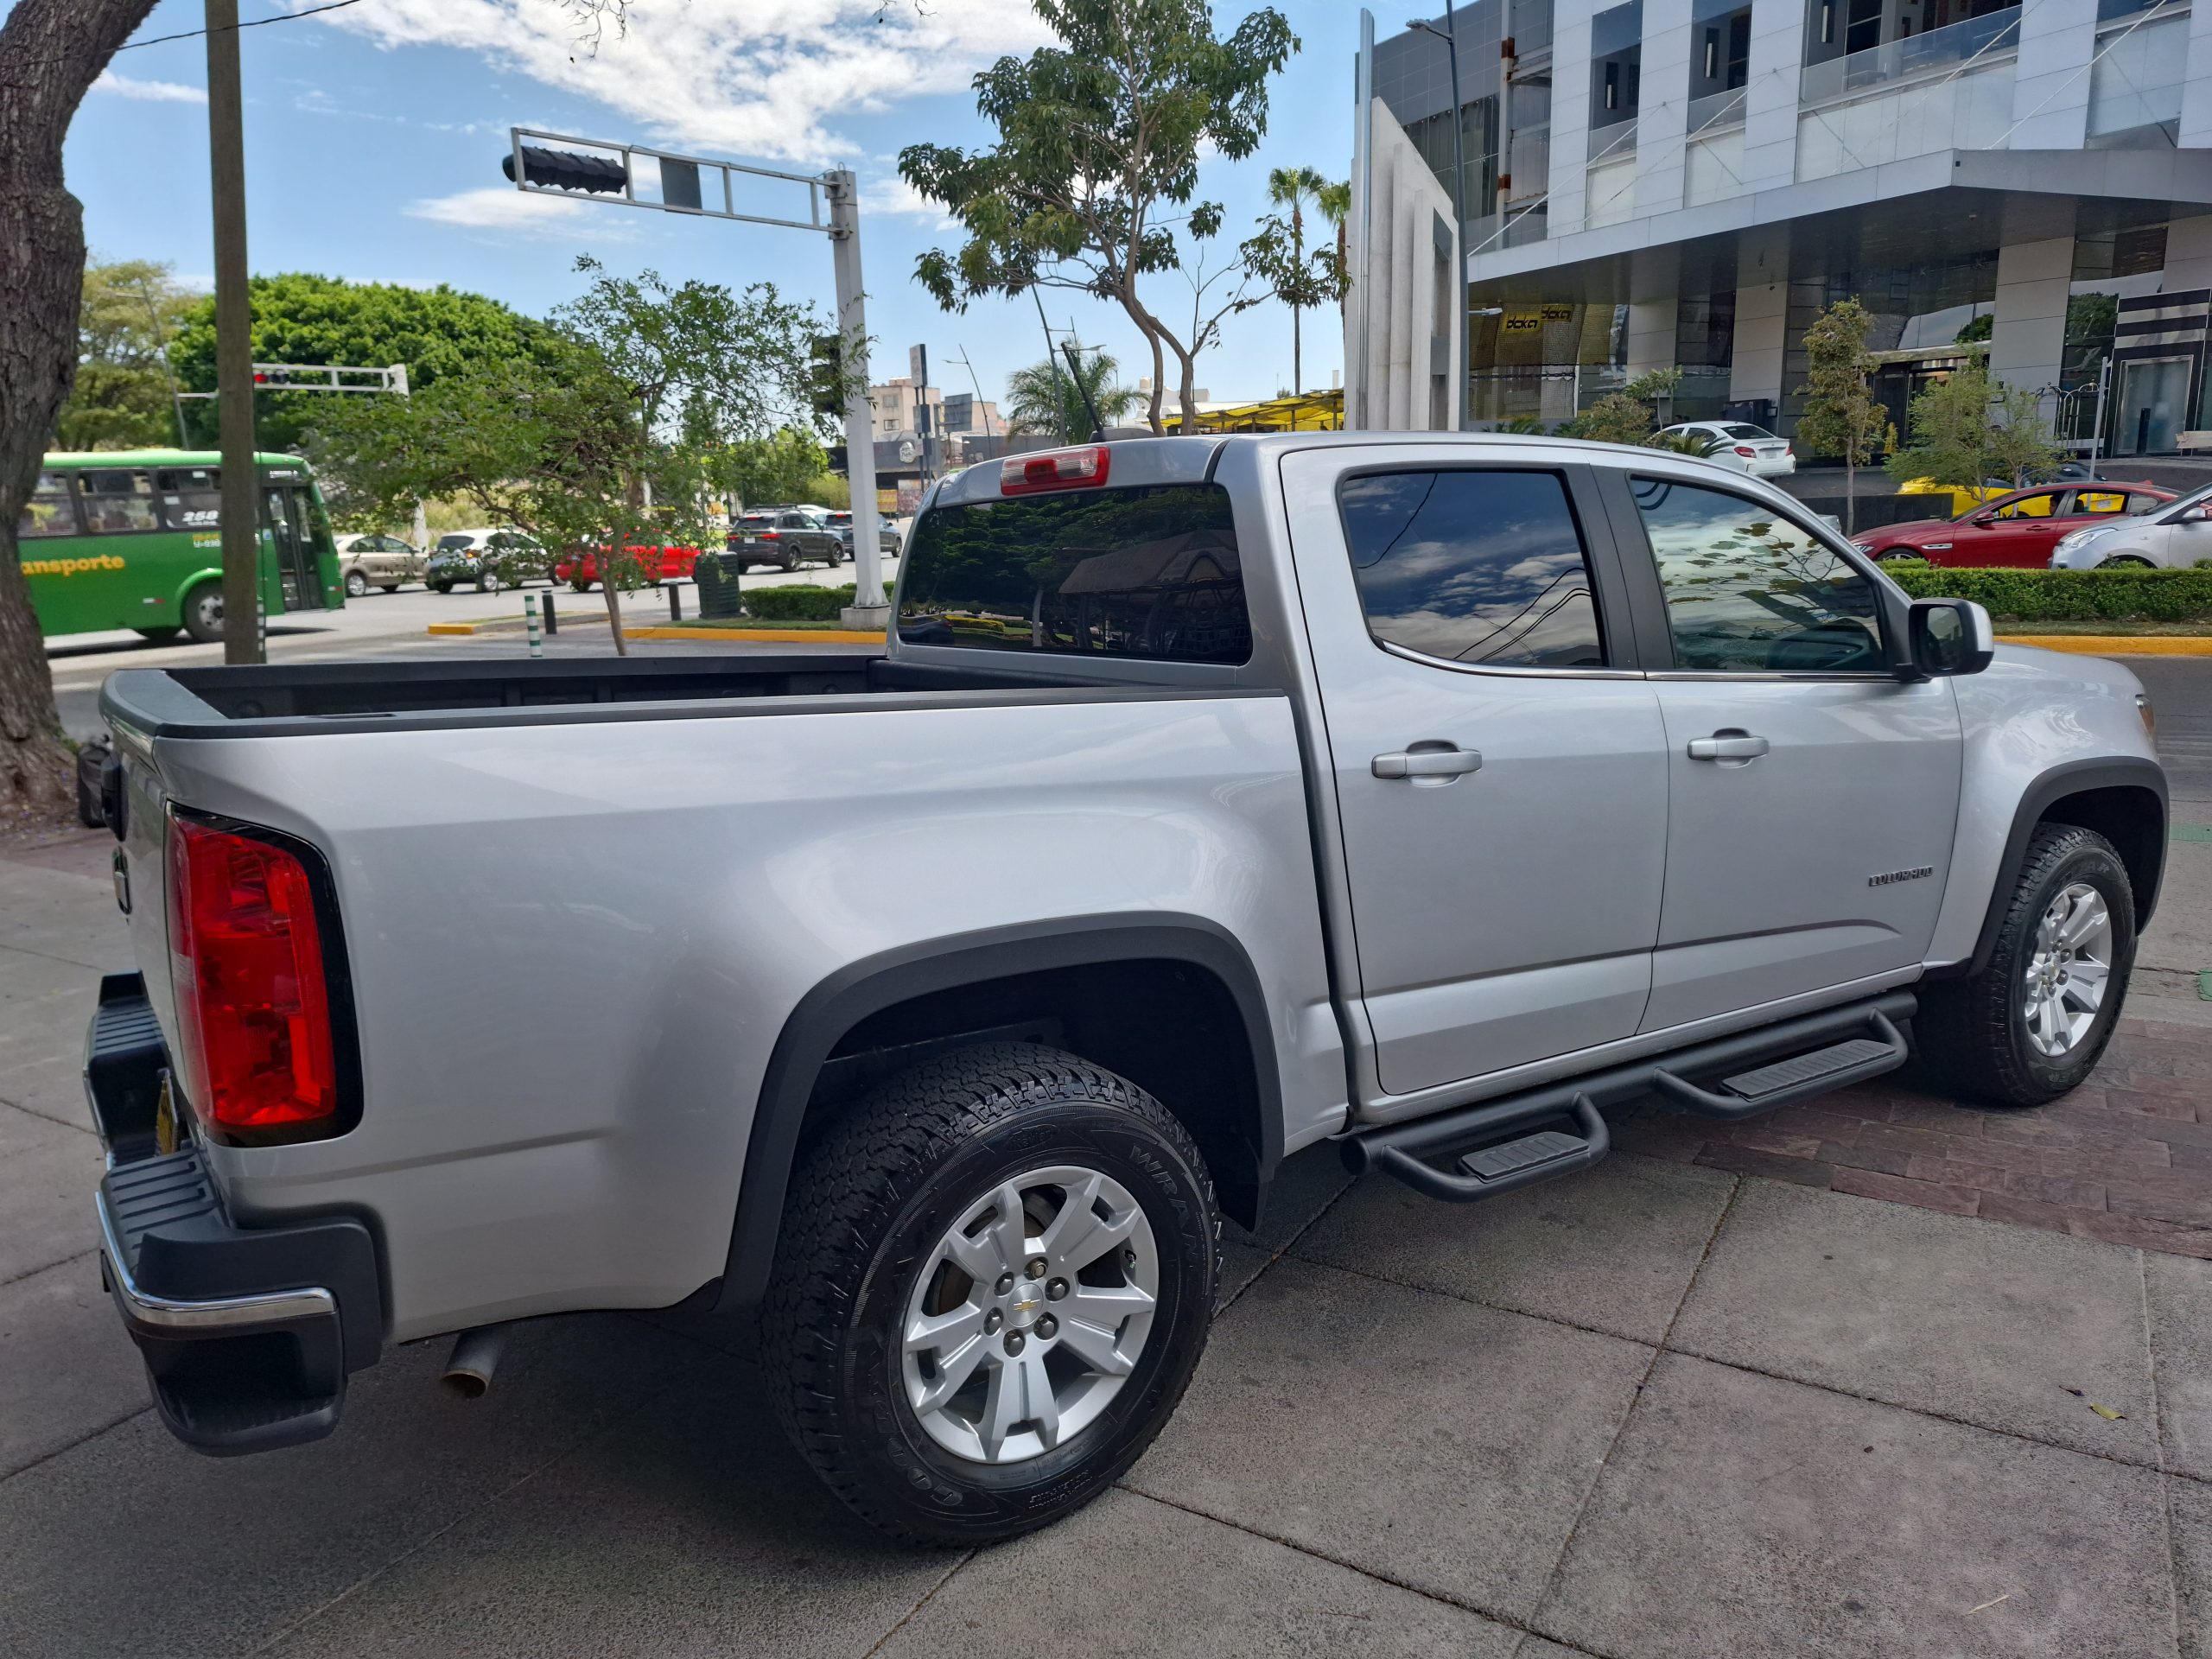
(900, 1164), (1159, 1466)
(2022, 880), (2113, 1057)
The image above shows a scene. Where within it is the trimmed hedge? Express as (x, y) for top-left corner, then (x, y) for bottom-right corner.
(1880, 563), (2212, 622)
(738, 582), (893, 620)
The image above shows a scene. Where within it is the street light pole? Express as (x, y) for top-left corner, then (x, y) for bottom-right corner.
(1408, 13), (1467, 248)
(826, 170), (888, 629)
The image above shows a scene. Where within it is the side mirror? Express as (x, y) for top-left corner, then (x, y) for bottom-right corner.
(1908, 597), (1994, 678)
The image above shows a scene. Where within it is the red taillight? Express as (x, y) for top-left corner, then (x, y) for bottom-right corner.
(1733, 445), (1757, 457)
(166, 816), (338, 1133)
(1001, 445), (1110, 495)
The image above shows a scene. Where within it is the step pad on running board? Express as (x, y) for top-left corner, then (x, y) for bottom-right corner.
(1458, 1128), (1592, 1182)
(1722, 1037), (1897, 1104)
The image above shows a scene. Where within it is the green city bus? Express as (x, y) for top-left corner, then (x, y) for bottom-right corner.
(21, 449), (345, 643)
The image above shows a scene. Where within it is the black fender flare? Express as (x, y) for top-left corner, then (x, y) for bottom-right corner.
(1949, 756), (2168, 980)
(713, 912), (1284, 1316)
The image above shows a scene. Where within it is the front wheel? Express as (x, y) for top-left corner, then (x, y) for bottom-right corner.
(2098, 555), (2155, 569)
(1873, 548), (1919, 563)
(1916, 823), (2136, 1106)
(762, 1042), (1218, 1546)
(343, 569), (369, 599)
(477, 569), (502, 594)
(180, 581), (225, 644)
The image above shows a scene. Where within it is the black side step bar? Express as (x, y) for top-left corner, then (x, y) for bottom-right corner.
(1344, 991), (1915, 1204)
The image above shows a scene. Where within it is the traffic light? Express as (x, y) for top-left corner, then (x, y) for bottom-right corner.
(810, 334), (844, 417)
(501, 144), (628, 194)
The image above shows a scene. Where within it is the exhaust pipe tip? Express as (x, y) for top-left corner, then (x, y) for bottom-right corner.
(441, 1325), (507, 1399)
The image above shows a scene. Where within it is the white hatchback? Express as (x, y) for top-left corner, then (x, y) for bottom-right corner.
(1662, 421), (1796, 478)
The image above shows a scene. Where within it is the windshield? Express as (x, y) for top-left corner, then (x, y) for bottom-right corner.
(435, 534), (474, 551)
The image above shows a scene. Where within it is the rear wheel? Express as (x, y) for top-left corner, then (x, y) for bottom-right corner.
(1874, 547), (1920, 563)
(343, 569), (369, 599)
(1916, 823), (2135, 1106)
(180, 581), (225, 644)
(477, 569), (502, 594)
(762, 1042), (1218, 1546)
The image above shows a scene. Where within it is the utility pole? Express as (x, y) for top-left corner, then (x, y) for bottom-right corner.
(205, 0), (261, 665)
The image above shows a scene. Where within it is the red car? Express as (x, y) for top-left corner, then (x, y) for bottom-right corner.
(1854, 482), (2174, 568)
(553, 543), (701, 588)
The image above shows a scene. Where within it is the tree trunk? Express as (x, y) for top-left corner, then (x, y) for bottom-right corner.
(0, 0), (157, 818)
(601, 575), (628, 656)
(1844, 454), (1857, 537)
(1292, 303), (1302, 397)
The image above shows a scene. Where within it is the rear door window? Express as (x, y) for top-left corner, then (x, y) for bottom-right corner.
(1336, 468), (1607, 668)
(898, 482), (1249, 664)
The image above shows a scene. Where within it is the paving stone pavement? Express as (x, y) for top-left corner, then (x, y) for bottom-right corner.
(2, 823), (2208, 1658)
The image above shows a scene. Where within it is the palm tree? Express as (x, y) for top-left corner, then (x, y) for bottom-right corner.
(1001, 350), (1140, 442)
(1267, 167), (1336, 396)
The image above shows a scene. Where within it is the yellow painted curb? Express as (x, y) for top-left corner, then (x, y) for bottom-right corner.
(626, 626), (887, 644)
(1999, 634), (2212, 656)
(426, 621), (493, 636)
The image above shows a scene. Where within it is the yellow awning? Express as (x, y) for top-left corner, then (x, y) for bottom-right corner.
(1165, 389), (1344, 434)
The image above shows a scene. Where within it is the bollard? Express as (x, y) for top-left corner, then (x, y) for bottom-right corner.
(524, 593), (543, 658)
(542, 590), (558, 635)
(667, 582), (683, 623)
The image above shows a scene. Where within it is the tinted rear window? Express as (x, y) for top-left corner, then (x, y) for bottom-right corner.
(436, 534), (474, 550)
(898, 483), (1249, 664)
(1720, 424), (1777, 441)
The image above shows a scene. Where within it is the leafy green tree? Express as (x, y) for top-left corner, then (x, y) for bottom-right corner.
(167, 273), (556, 453)
(1795, 297), (1893, 534)
(56, 259), (197, 451)
(1887, 349), (2061, 493)
(1002, 351), (1140, 441)
(318, 260), (830, 653)
(1240, 167), (1347, 396)
(1575, 392), (1656, 445)
(715, 427), (834, 508)
(900, 0), (1297, 434)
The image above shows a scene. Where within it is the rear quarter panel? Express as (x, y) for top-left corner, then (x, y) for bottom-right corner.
(149, 692), (1341, 1342)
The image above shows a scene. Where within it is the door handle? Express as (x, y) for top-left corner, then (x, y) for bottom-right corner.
(1372, 747), (1483, 779)
(1687, 732), (1770, 761)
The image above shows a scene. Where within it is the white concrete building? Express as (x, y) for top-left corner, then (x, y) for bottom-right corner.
(1350, 0), (2212, 454)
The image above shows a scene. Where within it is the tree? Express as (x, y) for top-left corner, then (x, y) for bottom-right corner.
(715, 427), (835, 509)
(1886, 349), (2060, 494)
(1240, 167), (1347, 395)
(317, 259), (830, 653)
(901, 0), (1297, 434)
(1316, 180), (1351, 319)
(1566, 369), (1682, 444)
(1795, 297), (1893, 535)
(0, 0), (156, 818)
(57, 258), (198, 450)
(167, 273), (556, 452)
(1001, 351), (1141, 441)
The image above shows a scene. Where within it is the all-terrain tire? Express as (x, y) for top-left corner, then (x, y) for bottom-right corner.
(760, 1041), (1218, 1546)
(1916, 823), (2136, 1107)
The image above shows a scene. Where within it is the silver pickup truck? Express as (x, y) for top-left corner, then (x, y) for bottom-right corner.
(86, 435), (2166, 1545)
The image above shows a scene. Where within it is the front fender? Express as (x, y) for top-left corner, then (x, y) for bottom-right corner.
(1926, 647), (2165, 970)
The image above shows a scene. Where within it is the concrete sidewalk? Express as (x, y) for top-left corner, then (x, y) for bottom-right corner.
(1, 826), (2206, 1658)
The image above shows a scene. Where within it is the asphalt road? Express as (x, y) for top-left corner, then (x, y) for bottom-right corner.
(2135, 655), (2212, 803)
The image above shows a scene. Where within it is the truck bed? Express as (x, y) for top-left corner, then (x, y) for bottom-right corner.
(100, 652), (1205, 740)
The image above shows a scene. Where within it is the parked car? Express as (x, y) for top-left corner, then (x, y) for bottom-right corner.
(825, 509), (902, 558)
(335, 533), (424, 597)
(727, 508), (843, 571)
(553, 544), (700, 588)
(87, 435), (2164, 1551)
(426, 529), (546, 594)
(2049, 483), (2212, 569)
(1658, 421), (1795, 477)
(1896, 476), (2012, 518)
(1853, 482), (2175, 567)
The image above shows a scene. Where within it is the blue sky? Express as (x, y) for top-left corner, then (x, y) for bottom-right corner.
(67, 0), (1362, 414)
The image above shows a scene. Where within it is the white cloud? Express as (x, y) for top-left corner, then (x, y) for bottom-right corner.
(861, 171), (955, 225)
(405, 186), (637, 241)
(306, 0), (1052, 167)
(93, 71), (207, 105)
